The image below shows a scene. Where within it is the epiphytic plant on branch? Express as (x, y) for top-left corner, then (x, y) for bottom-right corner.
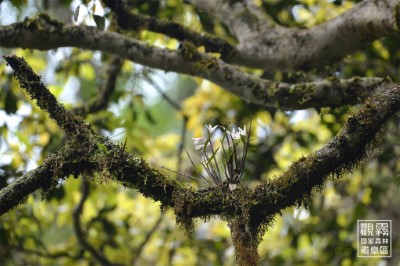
(0, 0), (399, 265)
(188, 123), (251, 190)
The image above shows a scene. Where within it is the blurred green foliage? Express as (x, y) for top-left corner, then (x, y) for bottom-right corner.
(0, 0), (398, 265)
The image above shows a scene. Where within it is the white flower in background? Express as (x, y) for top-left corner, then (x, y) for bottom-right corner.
(192, 137), (204, 145)
(228, 128), (241, 140)
(192, 137), (206, 150)
(229, 183), (237, 191)
(205, 124), (218, 134)
(238, 125), (246, 136)
(195, 145), (205, 150)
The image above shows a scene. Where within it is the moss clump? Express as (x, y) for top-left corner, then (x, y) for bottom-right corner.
(22, 13), (63, 30)
(172, 188), (196, 237)
(178, 41), (218, 74)
(289, 83), (316, 105)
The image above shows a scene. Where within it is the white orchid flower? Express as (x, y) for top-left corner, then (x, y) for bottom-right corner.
(192, 138), (204, 150)
(187, 122), (251, 189)
(192, 137), (204, 145)
(205, 124), (218, 134)
(228, 128), (241, 140)
(238, 125), (246, 136)
(195, 144), (205, 150)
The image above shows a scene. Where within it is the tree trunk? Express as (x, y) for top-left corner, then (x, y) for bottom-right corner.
(229, 218), (259, 266)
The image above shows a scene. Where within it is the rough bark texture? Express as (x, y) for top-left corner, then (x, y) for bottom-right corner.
(188, 0), (400, 69)
(1, 56), (399, 265)
(0, 15), (394, 110)
(230, 218), (259, 266)
(1, 0), (399, 263)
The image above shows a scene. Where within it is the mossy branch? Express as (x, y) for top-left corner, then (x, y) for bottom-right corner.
(0, 145), (94, 215)
(2, 55), (185, 212)
(252, 84), (400, 220)
(0, 18), (392, 110)
(4, 55), (97, 143)
(1, 57), (399, 252)
(102, 0), (234, 58)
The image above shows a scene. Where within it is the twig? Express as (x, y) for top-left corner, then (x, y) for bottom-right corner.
(13, 246), (83, 260)
(177, 116), (188, 174)
(73, 56), (123, 116)
(132, 212), (165, 266)
(72, 180), (117, 266)
(102, 0), (234, 57)
(142, 70), (189, 176)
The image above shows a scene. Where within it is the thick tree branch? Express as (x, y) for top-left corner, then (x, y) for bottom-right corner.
(188, 0), (400, 70)
(101, 0), (234, 58)
(0, 145), (91, 215)
(0, 55), (225, 220)
(4, 54), (98, 142)
(1, 56), (399, 241)
(187, 0), (275, 44)
(0, 17), (391, 110)
(252, 83), (400, 222)
(2, 54), (184, 213)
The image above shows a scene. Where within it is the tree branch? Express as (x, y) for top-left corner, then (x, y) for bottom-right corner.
(132, 212), (165, 266)
(0, 17), (392, 110)
(0, 55), (224, 222)
(188, 0), (400, 70)
(0, 145), (92, 215)
(3, 54), (98, 142)
(101, 0), (234, 58)
(73, 181), (117, 266)
(252, 83), (400, 222)
(2, 56), (399, 240)
(2, 54), (184, 213)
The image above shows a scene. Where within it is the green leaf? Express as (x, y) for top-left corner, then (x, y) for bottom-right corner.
(208, 146), (220, 162)
(144, 109), (156, 124)
(11, 0), (27, 9)
(61, 0), (74, 5)
(97, 143), (109, 154)
(93, 15), (105, 31)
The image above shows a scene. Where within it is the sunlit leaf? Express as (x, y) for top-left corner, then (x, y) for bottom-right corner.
(97, 143), (109, 154)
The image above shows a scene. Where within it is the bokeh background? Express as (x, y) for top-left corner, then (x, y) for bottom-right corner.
(0, 0), (399, 265)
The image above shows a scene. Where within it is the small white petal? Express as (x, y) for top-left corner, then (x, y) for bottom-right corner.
(232, 129), (241, 139)
(229, 184), (237, 191)
(205, 125), (218, 134)
(227, 128), (240, 139)
(195, 144), (205, 150)
(238, 125), (246, 136)
(192, 138), (204, 145)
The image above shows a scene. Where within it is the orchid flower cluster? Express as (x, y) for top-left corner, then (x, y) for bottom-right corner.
(189, 123), (251, 190)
